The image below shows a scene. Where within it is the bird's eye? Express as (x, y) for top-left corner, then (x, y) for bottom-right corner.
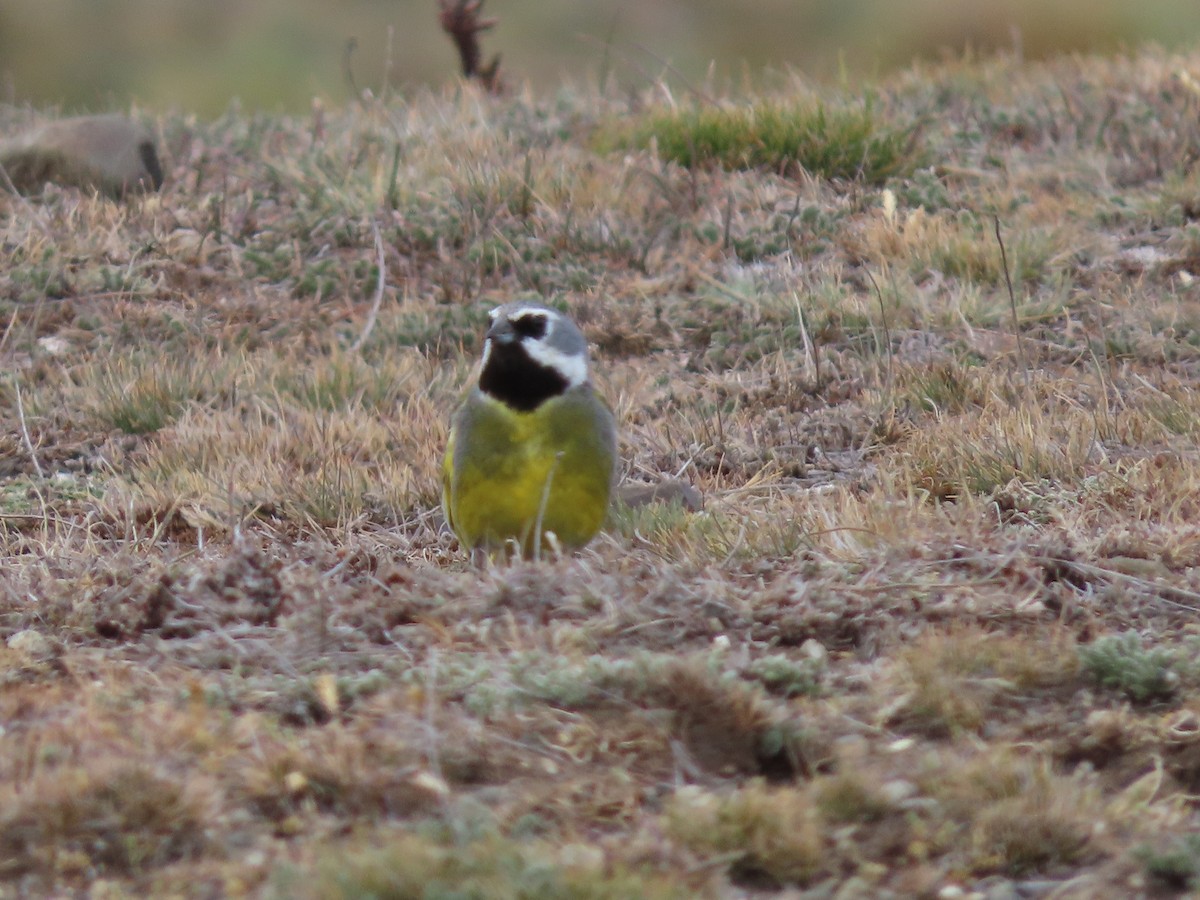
(512, 313), (548, 340)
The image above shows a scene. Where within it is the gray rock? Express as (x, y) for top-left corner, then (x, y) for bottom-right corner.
(0, 113), (163, 198)
(615, 479), (703, 511)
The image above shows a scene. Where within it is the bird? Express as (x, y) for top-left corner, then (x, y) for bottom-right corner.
(442, 301), (617, 559)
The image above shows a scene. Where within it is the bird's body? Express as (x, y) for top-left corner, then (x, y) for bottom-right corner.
(443, 302), (616, 558)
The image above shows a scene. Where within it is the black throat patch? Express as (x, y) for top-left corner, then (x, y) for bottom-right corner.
(479, 341), (571, 412)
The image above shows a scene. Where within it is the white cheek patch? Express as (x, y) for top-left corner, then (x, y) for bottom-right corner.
(479, 337), (493, 371)
(522, 338), (588, 387)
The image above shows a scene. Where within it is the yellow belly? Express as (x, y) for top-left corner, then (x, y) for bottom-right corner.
(443, 387), (616, 556)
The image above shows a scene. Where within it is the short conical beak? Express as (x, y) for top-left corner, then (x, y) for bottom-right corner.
(486, 319), (515, 344)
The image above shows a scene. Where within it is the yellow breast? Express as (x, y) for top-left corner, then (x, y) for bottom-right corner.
(443, 386), (616, 557)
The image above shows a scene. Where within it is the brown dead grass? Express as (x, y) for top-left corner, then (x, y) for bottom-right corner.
(4, 48), (1200, 897)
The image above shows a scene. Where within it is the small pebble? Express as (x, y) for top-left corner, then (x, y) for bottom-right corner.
(7, 629), (50, 657)
(800, 637), (828, 663)
(881, 779), (917, 804)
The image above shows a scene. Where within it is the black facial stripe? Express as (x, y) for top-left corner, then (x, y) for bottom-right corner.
(479, 340), (570, 412)
(511, 313), (548, 340)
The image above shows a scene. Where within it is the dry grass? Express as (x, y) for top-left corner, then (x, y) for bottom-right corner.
(4, 49), (1200, 896)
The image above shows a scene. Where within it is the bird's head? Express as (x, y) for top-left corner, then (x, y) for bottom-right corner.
(478, 303), (590, 410)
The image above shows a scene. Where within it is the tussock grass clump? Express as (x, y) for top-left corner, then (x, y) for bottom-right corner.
(369, 305), (492, 358)
(274, 830), (695, 900)
(0, 763), (207, 878)
(811, 770), (892, 824)
(631, 658), (801, 777)
(892, 398), (1099, 500)
(599, 100), (921, 183)
(888, 360), (1008, 417)
(853, 204), (1073, 286)
(888, 629), (1081, 737)
(236, 726), (448, 822)
(271, 351), (418, 413)
(117, 373), (443, 529)
(666, 781), (823, 889)
(454, 652), (805, 779)
(967, 771), (1095, 875)
(1139, 391), (1200, 440)
(928, 752), (1099, 876)
(609, 500), (810, 563)
(88, 354), (226, 435)
(608, 495), (694, 546)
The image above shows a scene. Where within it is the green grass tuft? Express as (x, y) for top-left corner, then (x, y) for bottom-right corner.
(666, 781), (823, 888)
(1079, 633), (1179, 704)
(1135, 834), (1200, 892)
(598, 100), (921, 183)
(90, 356), (218, 435)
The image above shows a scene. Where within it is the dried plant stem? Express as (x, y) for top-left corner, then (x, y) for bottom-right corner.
(351, 219), (387, 352)
(531, 451), (563, 564)
(994, 215), (1030, 386)
(864, 266), (893, 389)
(13, 375), (44, 479)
